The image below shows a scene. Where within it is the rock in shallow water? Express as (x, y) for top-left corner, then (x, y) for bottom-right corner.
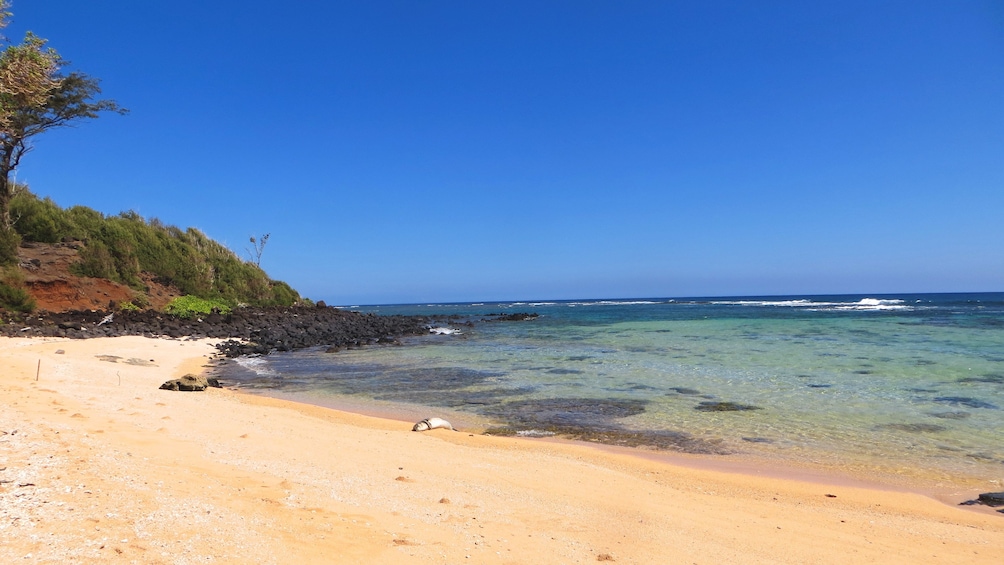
(695, 401), (762, 412)
(959, 491), (1004, 508)
(978, 492), (1004, 507)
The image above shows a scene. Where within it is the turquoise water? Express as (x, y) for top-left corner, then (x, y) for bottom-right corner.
(218, 293), (1004, 488)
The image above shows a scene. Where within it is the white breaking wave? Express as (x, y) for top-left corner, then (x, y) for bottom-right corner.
(429, 327), (462, 335)
(516, 429), (556, 438)
(234, 356), (279, 377)
(711, 299), (814, 307)
(711, 298), (912, 312)
(566, 300), (663, 307)
(828, 298), (910, 311)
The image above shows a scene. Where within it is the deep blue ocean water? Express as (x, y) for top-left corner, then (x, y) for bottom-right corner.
(217, 293), (1004, 489)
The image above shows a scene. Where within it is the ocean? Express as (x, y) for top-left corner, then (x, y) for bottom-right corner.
(216, 293), (1004, 490)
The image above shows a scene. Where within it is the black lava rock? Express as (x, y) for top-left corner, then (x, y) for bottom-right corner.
(0, 306), (434, 358)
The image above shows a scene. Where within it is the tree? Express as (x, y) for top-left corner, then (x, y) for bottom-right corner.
(247, 233), (270, 267)
(0, 2), (125, 263)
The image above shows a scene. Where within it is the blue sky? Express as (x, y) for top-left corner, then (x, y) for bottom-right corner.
(8, 1), (1003, 304)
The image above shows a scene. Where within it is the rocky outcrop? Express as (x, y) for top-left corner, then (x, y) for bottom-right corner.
(2, 305), (539, 359)
(159, 374), (222, 391)
(0, 305), (435, 357)
(484, 312), (539, 321)
(960, 491), (1004, 513)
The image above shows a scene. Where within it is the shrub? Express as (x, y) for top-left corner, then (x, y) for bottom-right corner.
(118, 300), (141, 311)
(130, 292), (150, 309)
(71, 239), (116, 279)
(0, 282), (34, 312)
(270, 280), (300, 305)
(9, 192), (75, 243)
(0, 227), (19, 265)
(0, 268), (34, 313)
(164, 295), (232, 318)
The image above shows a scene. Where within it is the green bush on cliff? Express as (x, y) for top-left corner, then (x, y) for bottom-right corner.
(0, 282), (33, 312)
(0, 267), (34, 313)
(9, 188), (302, 308)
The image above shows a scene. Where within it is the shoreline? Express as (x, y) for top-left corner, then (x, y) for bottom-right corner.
(2, 335), (1002, 564)
(231, 386), (995, 503)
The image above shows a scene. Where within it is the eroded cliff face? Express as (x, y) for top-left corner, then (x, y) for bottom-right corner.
(16, 242), (180, 312)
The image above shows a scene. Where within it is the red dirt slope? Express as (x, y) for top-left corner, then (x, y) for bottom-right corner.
(16, 242), (181, 312)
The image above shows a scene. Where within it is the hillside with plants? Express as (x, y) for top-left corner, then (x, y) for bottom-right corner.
(0, 3), (301, 315)
(0, 188), (301, 313)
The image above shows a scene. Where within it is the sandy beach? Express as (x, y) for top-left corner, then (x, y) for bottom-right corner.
(2, 336), (1002, 564)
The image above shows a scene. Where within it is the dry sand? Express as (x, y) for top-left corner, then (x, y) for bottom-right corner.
(2, 336), (1002, 564)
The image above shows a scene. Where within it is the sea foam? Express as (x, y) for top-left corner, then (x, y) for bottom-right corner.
(233, 356), (279, 377)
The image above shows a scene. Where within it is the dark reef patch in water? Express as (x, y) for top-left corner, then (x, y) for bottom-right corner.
(477, 397), (730, 454)
(375, 386), (536, 408)
(807, 384), (832, 388)
(965, 452), (1001, 463)
(623, 383), (658, 391)
(875, 423), (947, 433)
(742, 437), (773, 443)
(334, 366), (505, 394)
(958, 374), (1004, 384)
(484, 425), (732, 455)
(546, 368), (585, 375)
(929, 411), (971, 420)
(695, 401), (762, 412)
(933, 397), (999, 410)
(484, 397), (648, 427)
(667, 387), (702, 395)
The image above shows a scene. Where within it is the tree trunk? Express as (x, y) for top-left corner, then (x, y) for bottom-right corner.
(0, 152), (19, 265)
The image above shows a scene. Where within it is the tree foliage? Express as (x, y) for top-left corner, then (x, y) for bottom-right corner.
(0, 2), (125, 262)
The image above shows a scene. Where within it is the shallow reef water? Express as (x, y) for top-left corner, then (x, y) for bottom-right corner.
(218, 293), (1004, 486)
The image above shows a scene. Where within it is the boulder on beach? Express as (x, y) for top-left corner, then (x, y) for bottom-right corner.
(159, 373), (221, 392)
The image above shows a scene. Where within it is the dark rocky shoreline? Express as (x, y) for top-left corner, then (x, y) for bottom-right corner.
(0, 306), (435, 357)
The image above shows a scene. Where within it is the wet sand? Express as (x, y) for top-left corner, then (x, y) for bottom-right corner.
(2, 336), (1002, 564)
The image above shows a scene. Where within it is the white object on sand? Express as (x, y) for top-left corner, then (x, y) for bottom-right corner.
(412, 417), (455, 432)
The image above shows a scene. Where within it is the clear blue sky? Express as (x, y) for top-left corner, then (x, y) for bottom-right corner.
(9, 1), (1004, 304)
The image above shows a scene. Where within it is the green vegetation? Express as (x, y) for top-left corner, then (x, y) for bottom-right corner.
(0, 264), (32, 312)
(10, 188), (302, 308)
(164, 295), (232, 318)
(118, 300), (141, 312)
